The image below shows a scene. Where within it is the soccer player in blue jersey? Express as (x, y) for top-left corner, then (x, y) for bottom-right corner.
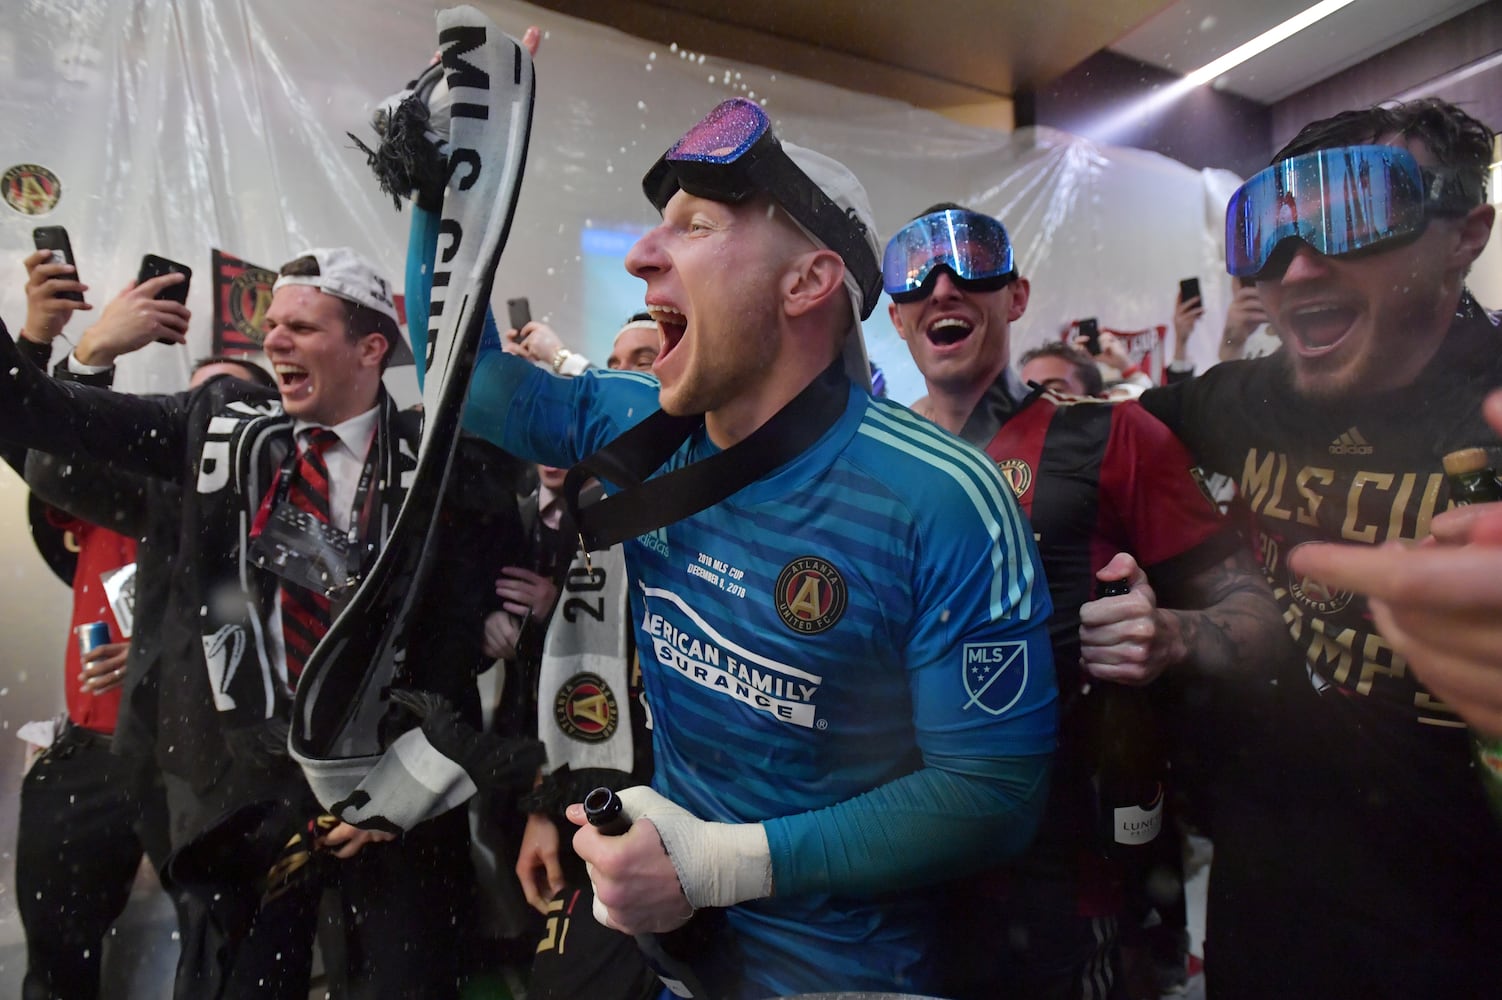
(452, 99), (1059, 997)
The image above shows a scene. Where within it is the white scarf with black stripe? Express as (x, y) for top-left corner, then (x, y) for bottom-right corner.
(537, 543), (634, 774)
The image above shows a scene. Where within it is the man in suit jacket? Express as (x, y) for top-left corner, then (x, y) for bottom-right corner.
(0, 247), (477, 999)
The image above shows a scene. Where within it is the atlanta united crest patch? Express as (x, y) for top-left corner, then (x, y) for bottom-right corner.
(1287, 542), (1354, 615)
(774, 556), (848, 634)
(995, 459), (1033, 499)
(2, 164), (62, 215)
(553, 673), (620, 743)
(961, 641), (1029, 715)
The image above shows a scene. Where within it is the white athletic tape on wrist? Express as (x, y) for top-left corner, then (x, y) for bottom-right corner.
(617, 786), (772, 909)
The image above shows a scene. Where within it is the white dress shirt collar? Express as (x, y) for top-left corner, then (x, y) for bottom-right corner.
(292, 406), (379, 533)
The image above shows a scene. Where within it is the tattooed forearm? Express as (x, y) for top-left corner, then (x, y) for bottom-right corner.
(1155, 548), (1287, 679)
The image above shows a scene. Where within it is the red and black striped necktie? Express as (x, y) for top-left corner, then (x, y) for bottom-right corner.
(281, 427), (340, 686)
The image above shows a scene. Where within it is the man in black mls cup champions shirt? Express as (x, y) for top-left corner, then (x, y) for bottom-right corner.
(1141, 98), (1502, 998)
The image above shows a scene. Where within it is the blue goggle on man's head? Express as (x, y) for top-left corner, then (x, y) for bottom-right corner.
(642, 97), (883, 318)
(882, 207), (1017, 303)
(1225, 143), (1485, 279)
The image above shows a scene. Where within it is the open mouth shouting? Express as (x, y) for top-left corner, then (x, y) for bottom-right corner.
(926, 315), (975, 349)
(275, 362), (312, 397)
(648, 305), (687, 370)
(1283, 301), (1358, 357)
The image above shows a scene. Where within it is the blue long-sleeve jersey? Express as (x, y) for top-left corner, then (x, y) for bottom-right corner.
(462, 345), (1056, 996)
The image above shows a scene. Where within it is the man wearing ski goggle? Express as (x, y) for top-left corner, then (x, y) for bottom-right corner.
(882, 206), (1018, 303)
(641, 96), (883, 391)
(1213, 126), (1492, 401)
(888, 205), (1274, 1000)
(1137, 99), (1501, 998)
(1227, 143), (1484, 279)
(882, 205), (1033, 432)
(464, 103), (1057, 999)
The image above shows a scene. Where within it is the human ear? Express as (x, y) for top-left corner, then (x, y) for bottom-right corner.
(360, 332), (390, 369)
(1007, 276), (1032, 322)
(1452, 203), (1495, 271)
(887, 300), (910, 341)
(783, 249), (845, 319)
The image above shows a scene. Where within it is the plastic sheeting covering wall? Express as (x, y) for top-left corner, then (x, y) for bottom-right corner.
(0, 0), (1242, 988)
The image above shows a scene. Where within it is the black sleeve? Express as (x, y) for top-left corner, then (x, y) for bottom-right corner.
(15, 336), (52, 371)
(0, 336), (55, 476)
(1140, 362), (1260, 484)
(1139, 379), (1188, 438)
(1140, 368), (1222, 467)
(0, 316), (188, 482)
(23, 450), (151, 536)
(19, 340), (148, 532)
(50, 352), (115, 388)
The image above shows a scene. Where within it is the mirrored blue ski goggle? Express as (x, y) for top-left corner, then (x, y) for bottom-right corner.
(882, 209), (1017, 303)
(1226, 144), (1484, 278)
(643, 98), (882, 317)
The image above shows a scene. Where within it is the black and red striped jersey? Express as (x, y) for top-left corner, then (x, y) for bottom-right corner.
(961, 379), (1238, 707)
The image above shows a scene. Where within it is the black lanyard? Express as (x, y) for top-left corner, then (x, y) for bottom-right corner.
(561, 361), (850, 554)
(252, 426), (383, 594)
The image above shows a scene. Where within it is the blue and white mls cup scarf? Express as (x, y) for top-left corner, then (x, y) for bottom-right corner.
(290, 5), (534, 832)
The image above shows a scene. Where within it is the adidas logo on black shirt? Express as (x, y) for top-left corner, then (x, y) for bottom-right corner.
(1329, 427), (1373, 456)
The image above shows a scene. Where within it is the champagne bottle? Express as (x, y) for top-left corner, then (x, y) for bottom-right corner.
(1440, 448), (1502, 823)
(1088, 578), (1167, 858)
(584, 788), (719, 1000)
(1442, 447), (1502, 506)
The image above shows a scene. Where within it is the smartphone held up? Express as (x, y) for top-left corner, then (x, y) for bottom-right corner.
(138, 254), (192, 304)
(31, 225), (84, 303)
(137, 254), (192, 344)
(507, 296), (531, 336)
(1078, 317), (1101, 356)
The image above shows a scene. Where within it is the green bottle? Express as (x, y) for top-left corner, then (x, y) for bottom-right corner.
(1441, 447), (1502, 822)
(1089, 578), (1168, 857)
(1442, 447), (1502, 506)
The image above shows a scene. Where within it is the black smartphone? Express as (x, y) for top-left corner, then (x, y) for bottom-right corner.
(139, 254), (192, 344)
(138, 254), (192, 304)
(31, 226), (84, 302)
(1179, 277), (1202, 305)
(1079, 317), (1100, 355)
(507, 296), (531, 334)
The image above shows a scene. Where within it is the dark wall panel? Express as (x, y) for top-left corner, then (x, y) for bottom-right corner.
(1271, 3), (1502, 152)
(1028, 50), (1272, 178)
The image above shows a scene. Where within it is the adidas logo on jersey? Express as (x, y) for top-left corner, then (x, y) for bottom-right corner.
(1329, 427), (1373, 456)
(638, 525), (670, 559)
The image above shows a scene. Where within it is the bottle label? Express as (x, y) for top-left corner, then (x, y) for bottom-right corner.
(1113, 787), (1164, 846)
